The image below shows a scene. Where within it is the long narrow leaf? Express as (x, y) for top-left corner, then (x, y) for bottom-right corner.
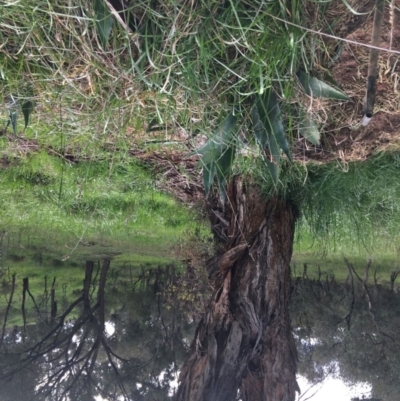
(194, 113), (237, 165)
(94, 0), (114, 47)
(215, 146), (236, 203)
(297, 71), (350, 100)
(202, 161), (215, 198)
(262, 154), (279, 185)
(341, 0), (369, 15)
(252, 105), (267, 146)
(8, 111), (18, 135)
(253, 105), (281, 164)
(22, 101), (34, 130)
(194, 112), (237, 199)
(299, 115), (320, 145)
(254, 90), (291, 162)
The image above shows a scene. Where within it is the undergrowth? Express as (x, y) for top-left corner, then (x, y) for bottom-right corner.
(241, 150), (400, 264)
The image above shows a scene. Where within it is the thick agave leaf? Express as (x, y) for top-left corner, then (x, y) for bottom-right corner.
(297, 71), (350, 101)
(7, 111), (18, 135)
(22, 101), (34, 130)
(262, 154), (279, 185)
(253, 90), (291, 162)
(195, 113), (237, 165)
(215, 146), (236, 203)
(252, 104), (280, 164)
(194, 113), (237, 199)
(299, 115), (320, 145)
(94, 0), (114, 47)
(202, 161), (216, 198)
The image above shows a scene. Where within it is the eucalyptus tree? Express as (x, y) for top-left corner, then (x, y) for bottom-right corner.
(167, 68), (350, 401)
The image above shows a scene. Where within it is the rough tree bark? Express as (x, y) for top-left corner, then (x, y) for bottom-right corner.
(176, 176), (299, 401)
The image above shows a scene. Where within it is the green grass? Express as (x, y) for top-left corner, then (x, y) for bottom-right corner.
(0, 0), (324, 146)
(296, 152), (400, 256)
(0, 148), (208, 325)
(0, 149), (207, 262)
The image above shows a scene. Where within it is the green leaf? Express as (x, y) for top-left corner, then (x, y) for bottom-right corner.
(262, 154), (279, 185)
(253, 89), (291, 162)
(194, 113), (237, 165)
(299, 116), (320, 145)
(253, 104), (281, 164)
(194, 113), (237, 199)
(297, 71), (350, 100)
(21, 101), (34, 130)
(7, 111), (18, 135)
(252, 103), (267, 147)
(94, 0), (114, 47)
(215, 146), (236, 203)
(202, 161), (215, 198)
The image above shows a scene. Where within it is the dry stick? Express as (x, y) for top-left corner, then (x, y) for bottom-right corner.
(1, 273), (16, 342)
(363, 259), (372, 286)
(50, 289), (57, 321)
(44, 275), (48, 321)
(389, 0), (396, 50)
(362, 0), (385, 126)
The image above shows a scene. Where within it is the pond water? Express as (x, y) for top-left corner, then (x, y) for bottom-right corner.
(0, 244), (398, 401)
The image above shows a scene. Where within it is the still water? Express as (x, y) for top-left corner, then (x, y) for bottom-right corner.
(0, 248), (398, 401)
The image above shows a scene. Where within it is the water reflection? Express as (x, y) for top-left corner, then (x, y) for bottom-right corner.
(291, 262), (400, 401)
(0, 259), (204, 400)
(0, 255), (399, 400)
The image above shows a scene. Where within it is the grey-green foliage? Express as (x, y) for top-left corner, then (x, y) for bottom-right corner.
(299, 115), (320, 146)
(195, 73), (350, 195)
(195, 112), (237, 201)
(297, 70), (350, 101)
(4, 97), (35, 135)
(295, 70), (350, 148)
(252, 89), (291, 183)
(94, 0), (114, 47)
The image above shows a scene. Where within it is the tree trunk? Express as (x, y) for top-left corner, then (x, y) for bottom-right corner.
(175, 176), (299, 401)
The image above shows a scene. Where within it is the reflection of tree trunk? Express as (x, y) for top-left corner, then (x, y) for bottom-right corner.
(50, 288), (57, 321)
(22, 277), (28, 333)
(50, 277), (57, 321)
(176, 176), (299, 401)
(390, 271), (399, 292)
(83, 261), (94, 313)
(1, 273), (16, 342)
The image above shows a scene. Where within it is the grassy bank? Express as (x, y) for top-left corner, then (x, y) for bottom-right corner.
(0, 148), (207, 264)
(0, 150), (207, 325)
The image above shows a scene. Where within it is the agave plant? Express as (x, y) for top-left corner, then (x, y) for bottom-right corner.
(195, 72), (350, 198)
(4, 94), (35, 136)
